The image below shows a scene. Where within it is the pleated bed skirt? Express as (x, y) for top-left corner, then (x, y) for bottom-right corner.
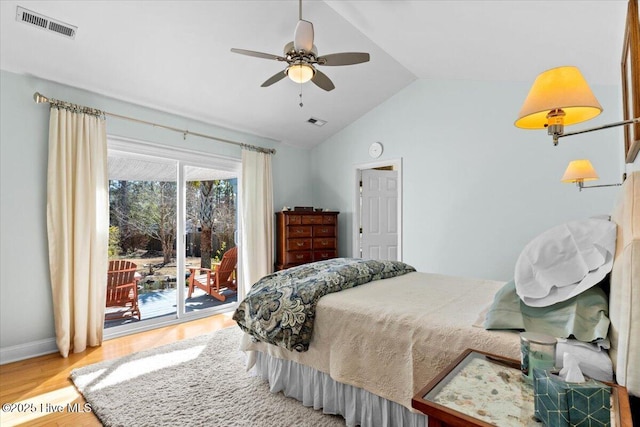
(254, 351), (427, 427)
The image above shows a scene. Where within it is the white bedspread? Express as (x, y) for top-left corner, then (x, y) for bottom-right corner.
(240, 271), (521, 410)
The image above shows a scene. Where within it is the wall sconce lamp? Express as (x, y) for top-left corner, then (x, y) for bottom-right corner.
(561, 159), (625, 191)
(515, 66), (640, 145)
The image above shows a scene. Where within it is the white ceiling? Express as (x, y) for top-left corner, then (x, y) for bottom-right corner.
(0, 1), (629, 149)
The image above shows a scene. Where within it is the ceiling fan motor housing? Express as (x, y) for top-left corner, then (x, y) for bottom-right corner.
(294, 20), (314, 52)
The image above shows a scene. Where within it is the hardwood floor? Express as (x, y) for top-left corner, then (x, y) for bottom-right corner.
(0, 313), (237, 426)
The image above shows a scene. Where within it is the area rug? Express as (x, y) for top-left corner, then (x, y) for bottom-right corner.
(70, 326), (345, 427)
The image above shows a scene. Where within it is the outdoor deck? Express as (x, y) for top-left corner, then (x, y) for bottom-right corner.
(104, 287), (237, 328)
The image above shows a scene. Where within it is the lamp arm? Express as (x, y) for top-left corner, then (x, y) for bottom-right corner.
(554, 117), (640, 144)
(576, 173), (627, 191)
(578, 182), (623, 191)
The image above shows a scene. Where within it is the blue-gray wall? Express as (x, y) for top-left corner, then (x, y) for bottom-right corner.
(310, 78), (632, 280)
(1, 69), (637, 362)
(0, 70), (311, 357)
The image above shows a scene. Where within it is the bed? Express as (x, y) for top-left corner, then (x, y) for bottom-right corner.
(235, 170), (639, 426)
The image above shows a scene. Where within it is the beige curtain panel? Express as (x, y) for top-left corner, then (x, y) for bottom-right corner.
(47, 107), (109, 357)
(240, 149), (274, 294)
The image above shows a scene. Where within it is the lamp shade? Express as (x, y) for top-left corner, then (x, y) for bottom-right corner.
(287, 63), (314, 84)
(515, 66), (603, 129)
(561, 159), (599, 183)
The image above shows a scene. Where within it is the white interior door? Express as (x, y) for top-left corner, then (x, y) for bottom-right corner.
(360, 169), (398, 260)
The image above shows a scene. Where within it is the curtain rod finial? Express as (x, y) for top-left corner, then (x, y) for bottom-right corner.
(33, 92), (47, 103)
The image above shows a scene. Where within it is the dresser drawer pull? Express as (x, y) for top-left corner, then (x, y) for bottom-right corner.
(321, 241), (328, 246)
(296, 242), (305, 247)
(296, 254), (305, 259)
(320, 228), (328, 233)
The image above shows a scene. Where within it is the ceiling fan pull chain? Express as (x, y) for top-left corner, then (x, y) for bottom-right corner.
(299, 87), (304, 108)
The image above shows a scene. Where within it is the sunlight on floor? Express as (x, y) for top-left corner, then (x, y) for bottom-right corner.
(0, 385), (86, 426)
(74, 345), (206, 392)
(0, 313), (238, 426)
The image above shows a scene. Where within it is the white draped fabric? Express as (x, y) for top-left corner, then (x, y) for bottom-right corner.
(46, 107), (109, 357)
(240, 149), (274, 295)
(255, 352), (427, 427)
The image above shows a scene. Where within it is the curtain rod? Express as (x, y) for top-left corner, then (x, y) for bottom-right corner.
(32, 92), (276, 155)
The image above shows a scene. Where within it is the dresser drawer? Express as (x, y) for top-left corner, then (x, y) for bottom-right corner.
(286, 251), (313, 264)
(285, 215), (302, 225)
(302, 215), (323, 225)
(287, 238), (312, 251)
(323, 215), (337, 225)
(314, 225), (335, 237)
(313, 250), (337, 261)
(313, 237), (336, 250)
(287, 226), (312, 237)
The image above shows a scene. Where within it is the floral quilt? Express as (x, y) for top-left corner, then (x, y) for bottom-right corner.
(233, 258), (416, 352)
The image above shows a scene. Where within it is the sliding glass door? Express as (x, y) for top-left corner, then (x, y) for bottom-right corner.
(183, 167), (238, 313)
(107, 157), (179, 326)
(105, 137), (240, 334)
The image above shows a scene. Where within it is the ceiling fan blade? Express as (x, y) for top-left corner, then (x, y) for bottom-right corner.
(231, 48), (286, 62)
(311, 69), (335, 92)
(261, 70), (287, 87)
(318, 52), (370, 66)
(294, 20), (314, 52)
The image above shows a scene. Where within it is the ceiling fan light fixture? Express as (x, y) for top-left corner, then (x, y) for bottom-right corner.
(230, 0), (368, 92)
(287, 63), (314, 84)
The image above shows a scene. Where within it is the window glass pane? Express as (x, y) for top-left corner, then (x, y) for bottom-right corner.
(106, 153), (178, 328)
(185, 165), (238, 312)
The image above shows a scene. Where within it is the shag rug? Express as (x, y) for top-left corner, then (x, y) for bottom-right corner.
(71, 326), (345, 427)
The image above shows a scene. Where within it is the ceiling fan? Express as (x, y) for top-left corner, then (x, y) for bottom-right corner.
(230, 0), (370, 92)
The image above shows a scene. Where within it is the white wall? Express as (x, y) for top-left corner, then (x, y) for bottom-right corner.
(311, 78), (629, 281)
(0, 70), (312, 360)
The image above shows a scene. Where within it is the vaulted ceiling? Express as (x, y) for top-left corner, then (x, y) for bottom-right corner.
(0, 1), (629, 149)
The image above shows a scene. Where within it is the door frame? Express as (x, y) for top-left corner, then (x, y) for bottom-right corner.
(352, 158), (403, 260)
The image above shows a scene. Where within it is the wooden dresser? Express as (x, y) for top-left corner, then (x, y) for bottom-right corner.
(275, 210), (339, 270)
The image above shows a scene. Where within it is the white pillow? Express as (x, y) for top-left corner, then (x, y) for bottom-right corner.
(515, 219), (616, 307)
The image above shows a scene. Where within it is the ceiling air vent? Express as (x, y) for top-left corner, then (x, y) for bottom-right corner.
(307, 117), (327, 127)
(16, 6), (77, 39)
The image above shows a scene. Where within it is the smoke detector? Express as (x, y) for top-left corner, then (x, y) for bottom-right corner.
(16, 6), (77, 39)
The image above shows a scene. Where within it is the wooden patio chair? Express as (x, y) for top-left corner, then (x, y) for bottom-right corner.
(188, 246), (237, 302)
(105, 260), (141, 320)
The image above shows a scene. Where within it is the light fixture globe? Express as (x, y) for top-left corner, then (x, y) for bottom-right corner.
(286, 63), (315, 84)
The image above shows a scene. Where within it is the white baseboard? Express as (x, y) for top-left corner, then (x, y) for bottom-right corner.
(1, 305), (238, 365)
(0, 338), (58, 365)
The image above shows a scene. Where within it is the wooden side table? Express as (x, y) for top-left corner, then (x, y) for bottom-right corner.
(411, 348), (632, 427)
